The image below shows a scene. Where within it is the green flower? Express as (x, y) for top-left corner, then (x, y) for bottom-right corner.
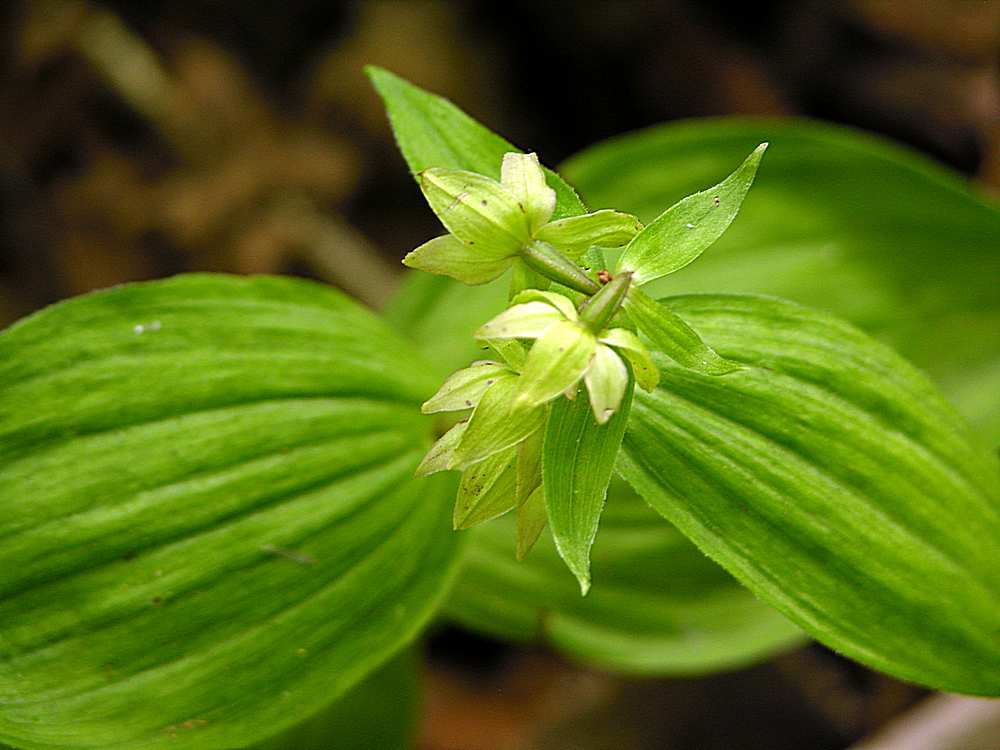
(476, 285), (659, 424)
(403, 152), (642, 286)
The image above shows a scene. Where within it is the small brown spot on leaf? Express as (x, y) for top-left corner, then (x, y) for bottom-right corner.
(597, 270), (612, 284)
(712, 196), (721, 207)
(151, 596), (163, 606)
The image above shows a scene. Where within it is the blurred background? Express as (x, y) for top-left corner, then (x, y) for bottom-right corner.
(1, 1), (998, 748)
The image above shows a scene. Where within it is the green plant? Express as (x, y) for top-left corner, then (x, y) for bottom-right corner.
(1, 68), (998, 749)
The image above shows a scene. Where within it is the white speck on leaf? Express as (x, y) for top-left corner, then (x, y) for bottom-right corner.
(686, 223), (695, 229)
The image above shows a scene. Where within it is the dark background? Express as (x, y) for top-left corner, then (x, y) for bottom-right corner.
(1, 2), (997, 748)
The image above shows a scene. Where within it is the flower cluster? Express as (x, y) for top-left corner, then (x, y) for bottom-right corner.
(407, 152), (659, 556)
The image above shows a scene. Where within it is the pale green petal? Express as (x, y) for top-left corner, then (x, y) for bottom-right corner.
(484, 338), (527, 371)
(516, 428), (543, 506)
(584, 345), (630, 424)
(599, 327), (660, 391)
(515, 321), (597, 409)
(415, 420), (468, 476)
(476, 301), (565, 340)
(421, 363), (514, 414)
(509, 289), (578, 320)
(419, 168), (530, 253)
(454, 374), (546, 468)
(454, 446), (518, 529)
(535, 210), (644, 260)
(501, 152), (556, 232)
(403, 235), (512, 285)
(516, 486), (548, 560)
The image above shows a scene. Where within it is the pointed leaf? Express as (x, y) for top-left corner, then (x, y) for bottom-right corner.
(515, 486), (548, 561)
(453, 374), (545, 468)
(543, 375), (635, 593)
(616, 144), (767, 285)
(454, 447), (518, 529)
(620, 293), (1000, 695)
(599, 327), (659, 391)
(584, 345), (629, 424)
(624, 285), (740, 374)
(0, 274), (462, 750)
(422, 362), (511, 414)
(475, 301), (565, 340)
(501, 152), (556, 232)
(419, 169), (529, 252)
(403, 235), (511, 285)
(415, 421), (468, 476)
(535, 210), (644, 260)
(515, 321), (597, 409)
(367, 66), (586, 220)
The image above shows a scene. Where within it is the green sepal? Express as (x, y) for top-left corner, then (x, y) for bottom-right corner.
(484, 338), (527, 372)
(544, 375), (635, 593)
(515, 486), (548, 561)
(421, 362), (512, 414)
(578, 272), (631, 333)
(599, 327), (659, 391)
(624, 286), (740, 375)
(414, 420), (468, 476)
(617, 144), (767, 285)
(509, 289), (578, 320)
(476, 301), (565, 341)
(501, 152), (557, 233)
(402, 235), (512, 285)
(515, 427), (543, 506)
(454, 447), (518, 529)
(418, 169), (529, 254)
(453, 374), (546, 468)
(584, 345), (630, 424)
(514, 321), (597, 409)
(536, 210), (644, 261)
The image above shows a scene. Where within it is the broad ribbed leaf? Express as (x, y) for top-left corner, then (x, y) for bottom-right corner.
(543, 379), (634, 593)
(446, 480), (805, 673)
(619, 294), (1000, 695)
(0, 274), (462, 750)
(368, 66), (586, 220)
(563, 118), (1000, 444)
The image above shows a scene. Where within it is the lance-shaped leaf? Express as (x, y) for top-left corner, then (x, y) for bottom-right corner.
(454, 447), (518, 529)
(515, 321), (597, 409)
(422, 361), (512, 413)
(453, 374), (545, 468)
(536, 210), (644, 260)
(418, 168), (530, 252)
(403, 235), (512, 285)
(0, 274), (462, 750)
(501, 152), (556, 232)
(624, 285), (740, 375)
(543, 378), (635, 593)
(368, 67), (586, 221)
(447, 479), (805, 673)
(619, 293), (1000, 695)
(616, 144), (766, 285)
